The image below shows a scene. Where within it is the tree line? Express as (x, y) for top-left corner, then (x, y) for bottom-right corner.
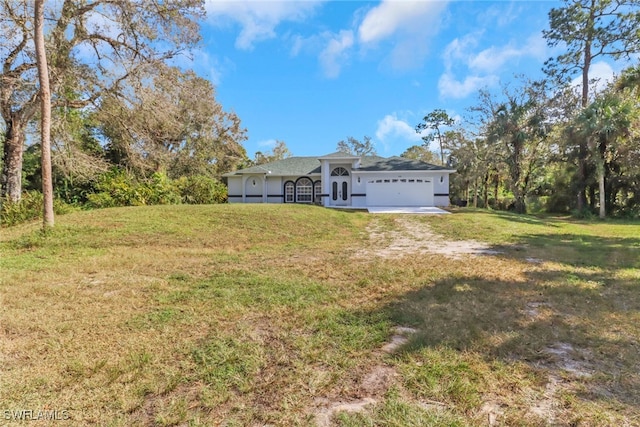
(409, 0), (640, 218)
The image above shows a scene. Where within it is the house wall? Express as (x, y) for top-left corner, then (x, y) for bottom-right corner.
(227, 176), (243, 203)
(244, 175), (264, 202)
(351, 173), (367, 208)
(432, 172), (451, 207)
(266, 176), (283, 203)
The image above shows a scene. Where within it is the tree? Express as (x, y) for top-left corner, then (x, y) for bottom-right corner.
(336, 136), (376, 156)
(616, 64), (640, 97)
(577, 92), (634, 218)
(1, 0), (203, 201)
(479, 84), (549, 214)
(253, 140), (291, 165)
(415, 109), (455, 165)
(400, 145), (439, 164)
(543, 0), (640, 210)
(97, 65), (247, 178)
(34, 0), (53, 227)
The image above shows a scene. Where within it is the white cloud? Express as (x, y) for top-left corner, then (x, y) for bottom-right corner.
(258, 139), (277, 148)
(570, 61), (616, 96)
(318, 30), (354, 78)
(205, 0), (323, 50)
(469, 45), (522, 73)
(438, 73), (499, 99)
(469, 34), (548, 73)
(375, 113), (424, 143)
(357, 0), (449, 70)
(438, 31), (548, 99)
(358, 1), (445, 44)
(442, 33), (481, 70)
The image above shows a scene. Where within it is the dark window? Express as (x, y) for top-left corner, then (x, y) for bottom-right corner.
(342, 182), (348, 200)
(314, 180), (322, 204)
(332, 182), (338, 201)
(284, 181), (294, 203)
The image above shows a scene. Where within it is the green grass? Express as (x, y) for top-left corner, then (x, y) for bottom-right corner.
(1, 204), (639, 426)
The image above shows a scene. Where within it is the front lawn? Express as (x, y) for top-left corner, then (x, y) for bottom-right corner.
(1, 205), (638, 426)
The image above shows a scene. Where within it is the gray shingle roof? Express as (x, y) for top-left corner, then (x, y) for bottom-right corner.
(224, 154), (453, 176)
(318, 151), (359, 159)
(224, 156), (321, 176)
(357, 156), (451, 171)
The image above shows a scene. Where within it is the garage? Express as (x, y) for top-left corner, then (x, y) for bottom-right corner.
(365, 178), (434, 207)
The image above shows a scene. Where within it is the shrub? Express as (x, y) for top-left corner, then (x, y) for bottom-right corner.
(86, 170), (181, 208)
(1, 191), (74, 227)
(175, 175), (227, 204)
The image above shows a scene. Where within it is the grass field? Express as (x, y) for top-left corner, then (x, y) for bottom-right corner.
(1, 205), (639, 426)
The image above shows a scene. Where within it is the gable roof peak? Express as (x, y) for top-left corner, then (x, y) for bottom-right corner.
(318, 151), (360, 159)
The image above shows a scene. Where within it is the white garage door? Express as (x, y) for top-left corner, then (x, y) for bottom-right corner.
(366, 178), (434, 207)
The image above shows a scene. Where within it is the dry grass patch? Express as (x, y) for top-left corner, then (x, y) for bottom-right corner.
(1, 205), (639, 426)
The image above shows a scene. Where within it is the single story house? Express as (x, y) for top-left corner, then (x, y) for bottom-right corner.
(224, 152), (455, 208)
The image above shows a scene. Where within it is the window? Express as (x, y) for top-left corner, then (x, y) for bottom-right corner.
(296, 177), (313, 203)
(284, 181), (294, 203)
(332, 182), (338, 200)
(341, 182), (348, 200)
(331, 167), (349, 176)
(314, 180), (322, 204)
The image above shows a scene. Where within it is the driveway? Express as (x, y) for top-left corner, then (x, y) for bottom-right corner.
(367, 206), (450, 214)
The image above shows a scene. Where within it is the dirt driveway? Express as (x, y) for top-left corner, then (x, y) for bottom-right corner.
(357, 216), (500, 259)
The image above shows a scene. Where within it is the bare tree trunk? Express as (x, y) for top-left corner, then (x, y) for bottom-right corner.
(473, 177), (478, 208)
(483, 171), (489, 208)
(598, 168), (605, 219)
(494, 173), (500, 209)
(1, 122), (25, 202)
(595, 147), (606, 219)
(465, 182), (469, 205)
(35, 0), (54, 228)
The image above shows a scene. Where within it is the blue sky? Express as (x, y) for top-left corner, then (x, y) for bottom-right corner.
(191, 1), (618, 158)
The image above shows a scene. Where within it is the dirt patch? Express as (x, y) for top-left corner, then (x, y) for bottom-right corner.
(380, 326), (417, 354)
(312, 327), (417, 425)
(528, 374), (563, 423)
(541, 342), (593, 378)
(357, 217), (500, 260)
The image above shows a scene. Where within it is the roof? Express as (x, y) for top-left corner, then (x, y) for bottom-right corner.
(224, 156), (321, 177)
(224, 153), (454, 177)
(317, 151), (360, 160)
(356, 156), (453, 172)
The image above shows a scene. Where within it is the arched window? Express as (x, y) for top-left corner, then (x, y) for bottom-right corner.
(314, 180), (322, 204)
(296, 177), (313, 203)
(284, 181), (294, 203)
(331, 167), (349, 176)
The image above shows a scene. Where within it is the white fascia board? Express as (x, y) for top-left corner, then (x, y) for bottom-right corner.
(353, 169), (456, 174)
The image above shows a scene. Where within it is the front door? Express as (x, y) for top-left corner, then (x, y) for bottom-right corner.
(331, 177), (350, 206)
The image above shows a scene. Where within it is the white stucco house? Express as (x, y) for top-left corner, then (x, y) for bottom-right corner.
(223, 152), (455, 208)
